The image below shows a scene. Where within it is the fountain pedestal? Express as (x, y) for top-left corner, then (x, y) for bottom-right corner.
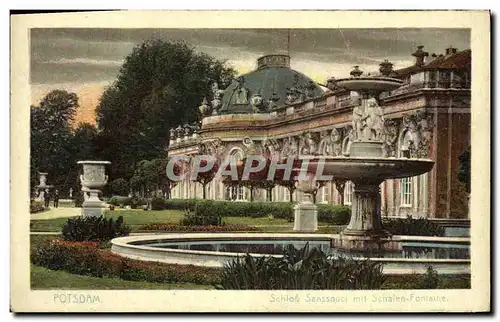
(293, 178), (319, 232)
(343, 180), (387, 236)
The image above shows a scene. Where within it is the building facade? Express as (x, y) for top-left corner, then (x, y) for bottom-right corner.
(168, 46), (471, 219)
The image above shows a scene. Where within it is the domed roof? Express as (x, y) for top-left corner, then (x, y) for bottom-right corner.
(218, 54), (324, 115)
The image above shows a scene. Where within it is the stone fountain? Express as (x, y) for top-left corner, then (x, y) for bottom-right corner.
(35, 172), (53, 201)
(77, 161), (111, 217)
(294, 64), (435, 250)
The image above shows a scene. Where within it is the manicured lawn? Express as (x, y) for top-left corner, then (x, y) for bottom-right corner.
(30, 216), (71, 232)
(31, 265), (214, 290)
(30, 209), (184, 232)
(30, 209), (346, 234)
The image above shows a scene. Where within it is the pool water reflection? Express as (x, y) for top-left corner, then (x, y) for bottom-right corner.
(133, 239), (469, 260)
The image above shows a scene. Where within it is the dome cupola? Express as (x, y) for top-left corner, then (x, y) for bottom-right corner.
(216, 54), (324, 115)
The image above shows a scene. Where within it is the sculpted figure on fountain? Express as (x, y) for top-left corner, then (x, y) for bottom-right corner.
(364, 98), (385, 141)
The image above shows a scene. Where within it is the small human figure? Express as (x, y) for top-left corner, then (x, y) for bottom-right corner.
(53, 189), (59, 208)
(43, 189), (50, 208)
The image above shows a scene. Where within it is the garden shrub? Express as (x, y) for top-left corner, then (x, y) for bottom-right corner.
(62, 216), (131, 242)
(181, 208), (223, 226)
(317, 204), (351, 225)
(383, 215), (445, 236)
(107, 195), (147, 208)
(31, 239), (221, 285)
(189, 200), (351, 224)
(164, 199), (199, 210)
(30, 200), (46, 214)
(107, 195), (130, 206)
(150, 197), (167, 210)
(217, 243), (387, 290)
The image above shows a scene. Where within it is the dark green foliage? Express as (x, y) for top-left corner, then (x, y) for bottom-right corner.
(317, 204), (351, 224)
(109, 178), (130, 196)
(458, 147), (471, 194)
(163, 199), (351, 223)
(62, 216), (131, 242)
(383, 215), (445, 237)
(30, 90), (90, 197)
(107, 195), (147, 208)
(164, 199), (199, 210)
(217, 244), (387, 290)
(107, 195), (130, 206)
(180, 209), (223, 226)
(418, 266), (439, 289)
(150, 197), (167, 210)
(74, 191), (84, 208)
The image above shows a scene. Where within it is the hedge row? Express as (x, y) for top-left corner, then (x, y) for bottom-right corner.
(31, 239), (221, 285)
(107, 195), (148, 208)
(152, 198), (351, 224)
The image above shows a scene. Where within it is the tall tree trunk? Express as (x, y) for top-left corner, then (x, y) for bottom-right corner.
(250, 186), (254, 202)
(288, 187), (294, 203)
(202, 183), (206, 199)
(266, 187), (272, 202)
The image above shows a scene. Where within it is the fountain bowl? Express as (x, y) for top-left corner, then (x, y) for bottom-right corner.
(301, 156), (434, 182)
(335, 76), (403, 93)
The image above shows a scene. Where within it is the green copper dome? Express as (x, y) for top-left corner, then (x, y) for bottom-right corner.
(217, 54), (324, 115)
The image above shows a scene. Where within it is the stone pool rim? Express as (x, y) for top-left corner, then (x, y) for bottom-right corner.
(110, 233), (470, 275)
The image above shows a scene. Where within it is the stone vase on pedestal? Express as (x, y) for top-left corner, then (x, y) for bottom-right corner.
(35, 172), (53, 201)
(77, 161), (111, 217)
(293, 178), (318, 232)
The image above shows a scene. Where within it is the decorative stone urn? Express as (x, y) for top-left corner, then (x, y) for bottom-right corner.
(293, 175), (318, 232)
(35, 172), (53, 201)
(77, 161), (111, 217)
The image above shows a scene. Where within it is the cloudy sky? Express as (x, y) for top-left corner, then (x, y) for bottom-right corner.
(30, 28), (470, 124)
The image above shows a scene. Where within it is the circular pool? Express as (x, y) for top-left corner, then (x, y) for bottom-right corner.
(111, 233), (470, 275)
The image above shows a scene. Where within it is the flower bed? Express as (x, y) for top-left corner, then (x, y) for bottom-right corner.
(30, 200), (47, 214)
(31, 239), (221, 285)
(138, 223), (260, 232)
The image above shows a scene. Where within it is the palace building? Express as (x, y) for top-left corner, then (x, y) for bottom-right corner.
(167, 46), (471, 219)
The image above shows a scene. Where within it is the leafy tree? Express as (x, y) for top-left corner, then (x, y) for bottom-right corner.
(191, 158), (219, 200)
(109, 178), (130, 196)
(96, 38), (236, 181)
(30, 90), (79, 196)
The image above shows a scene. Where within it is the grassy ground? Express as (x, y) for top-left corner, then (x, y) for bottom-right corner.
(30, 209), (345, 234)
(31, 265), (214, 290)
(31, 264), (469, 290)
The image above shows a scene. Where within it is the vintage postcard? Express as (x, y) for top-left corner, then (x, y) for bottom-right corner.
(10, 10), (490, 312)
